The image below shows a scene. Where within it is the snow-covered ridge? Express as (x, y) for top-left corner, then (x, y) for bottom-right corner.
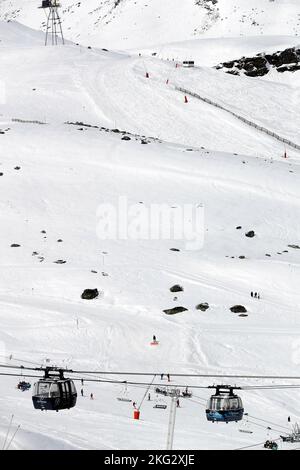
(0, 0), (299, 48)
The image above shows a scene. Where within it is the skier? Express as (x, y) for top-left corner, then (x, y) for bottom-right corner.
(148, 393), (151, 401)
(176, 399), (180, 408)
(90, 393), (94, 400)
(133, 401), (137, 408)
(81, 388), (84, 397)
(160, 373), (164, 380)
(258, 293), (260, 300)
(167, 374), (170, 382)
(251, 291), (253, 298)
(254, 292), (257, 298)
(288, 416), (291, 423)
(153, 335), (157, 342)
(81, 379), (84, 386)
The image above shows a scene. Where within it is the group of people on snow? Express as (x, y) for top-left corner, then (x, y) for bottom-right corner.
(251, 291), (261, 299)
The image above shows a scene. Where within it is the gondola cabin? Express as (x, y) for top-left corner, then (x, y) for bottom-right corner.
(32, 368), (77, 411)
(206, 385), (244, 423)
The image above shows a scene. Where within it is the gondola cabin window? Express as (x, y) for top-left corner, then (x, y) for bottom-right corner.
(182, 61), (195, 68)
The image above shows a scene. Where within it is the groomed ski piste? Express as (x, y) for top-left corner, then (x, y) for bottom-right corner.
(0, 12), (300, 450)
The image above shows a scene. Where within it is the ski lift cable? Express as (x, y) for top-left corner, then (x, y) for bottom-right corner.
(3, 368), (300, 392)
(234, 437), (281, 451)
(0, 355), (43, 367)
(241, 384), (299, 390)
(245, 413), (292, 431)
(189, 398), (206, 408)
(2, 363), (300, 381)
(192, 394), (207, 402)
(0, 371), (208, 389)
(5, 425), (21, 451)
(70, 370), (300, 380)
(246, 419), (289, 435)
(2, 414), (14, 451)
(137, 375), (156, 411)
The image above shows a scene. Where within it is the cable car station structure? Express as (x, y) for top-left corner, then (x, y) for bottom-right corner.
(39, 1), (65, 46)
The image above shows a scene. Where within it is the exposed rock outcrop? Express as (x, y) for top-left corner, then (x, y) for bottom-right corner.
(216, 47), (300, 77)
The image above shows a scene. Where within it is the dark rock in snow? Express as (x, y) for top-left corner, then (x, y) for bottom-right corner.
(163, 306), (188, 315)
(121, 136), (131, 141)
(216, 46), (300, 77)
(196, 303), (209, 312)
(230, 305), (247, 313)
(170, 285), (184, 293)
(170, 248), (180, 252)
(53, 260), (66, 264)
(11, 243), (21, 247)
(81, 288), (99, 300)
(245, 230), (255, 238)
(236, 226), (242, 230)
(288, 244), (300, 249)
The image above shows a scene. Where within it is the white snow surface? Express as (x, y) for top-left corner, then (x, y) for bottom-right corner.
(0, 16), (300, 450)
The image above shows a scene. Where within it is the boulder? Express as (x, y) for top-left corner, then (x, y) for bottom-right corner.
(196, 303), (209, 312)
(170, 285), (184, 293)
(245, 230), (255, 238)
(230, 305), (247, 313)
(163, 306), (188, 315)
(81, 288), (99, 300)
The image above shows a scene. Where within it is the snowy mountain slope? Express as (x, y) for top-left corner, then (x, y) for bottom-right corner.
(0, 0), (299, 49)
(137, 35), (300, 68)
(0, 21), (300, 450)
(1, 22), (299, 159)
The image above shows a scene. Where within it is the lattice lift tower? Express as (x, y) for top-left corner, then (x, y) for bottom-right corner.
(39, 1), (65, 46)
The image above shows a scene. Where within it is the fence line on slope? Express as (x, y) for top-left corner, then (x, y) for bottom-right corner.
(175, 86), (300, 152)
(12, 118), (47, 125)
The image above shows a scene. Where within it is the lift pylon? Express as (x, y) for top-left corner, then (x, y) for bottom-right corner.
(39, 1), (65, 46)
